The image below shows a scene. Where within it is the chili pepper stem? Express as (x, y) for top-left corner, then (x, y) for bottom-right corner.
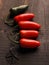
(7, 33), (19, 44)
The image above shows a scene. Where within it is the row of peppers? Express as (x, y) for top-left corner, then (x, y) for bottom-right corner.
(14, 13), (41, 48)
(6, 5), (41, 49)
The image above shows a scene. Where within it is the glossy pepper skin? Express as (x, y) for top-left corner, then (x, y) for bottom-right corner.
(18, 21), (41, 30)
(14, 13), (35, 22)
(20, 30), (39, 38)
(20, 38), (40, 48)
(10, 5), (28, 17)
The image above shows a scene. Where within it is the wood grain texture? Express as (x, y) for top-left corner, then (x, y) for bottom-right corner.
(0, 0), (49, 65)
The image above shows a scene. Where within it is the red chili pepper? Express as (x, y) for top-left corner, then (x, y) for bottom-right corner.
(20, 30), (39, 38)
(18, 21), (41, 30)
(20, 38), (40, 48)
(14, 13), (35, 22)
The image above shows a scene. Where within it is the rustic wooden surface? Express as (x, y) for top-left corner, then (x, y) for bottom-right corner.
(0, 0), (49, 65)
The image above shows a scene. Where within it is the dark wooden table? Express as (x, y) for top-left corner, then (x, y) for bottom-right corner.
(0, 0), (49, 65)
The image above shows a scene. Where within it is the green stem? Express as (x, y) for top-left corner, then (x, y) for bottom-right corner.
(7, 33), (19, 44)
